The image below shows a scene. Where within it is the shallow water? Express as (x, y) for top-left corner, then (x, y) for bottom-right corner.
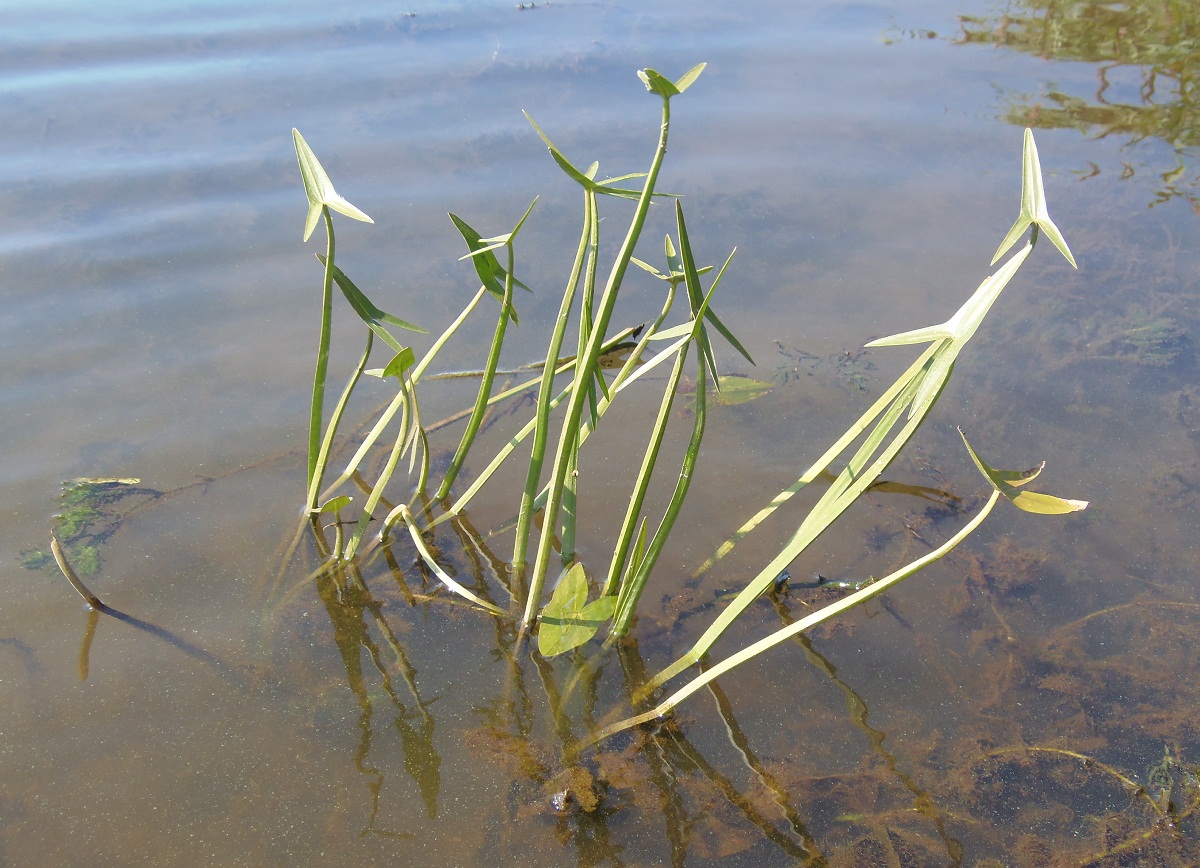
(3, 0), (1200, 864)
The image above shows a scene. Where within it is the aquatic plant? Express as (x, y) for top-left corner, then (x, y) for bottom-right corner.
(293, 64), (742, 632)
(37, 65), (1084, 765)
(282, 65), (1089, 745)
(21, 477), (159, 578)
(27, 64), (1109, 861)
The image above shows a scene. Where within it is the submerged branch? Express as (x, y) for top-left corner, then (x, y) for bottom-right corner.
(51, 532), (103, 609)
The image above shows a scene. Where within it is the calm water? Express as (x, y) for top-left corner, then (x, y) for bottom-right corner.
(3, 0), (1199, 864)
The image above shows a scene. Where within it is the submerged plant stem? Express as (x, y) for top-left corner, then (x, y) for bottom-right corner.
(512, 190), (595, 571)
(307, 329), (373, 511)
(585, 489), (1001, 749)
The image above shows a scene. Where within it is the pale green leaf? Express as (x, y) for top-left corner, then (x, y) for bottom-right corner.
(537, 564), (616, 656)
(866, 326), (954, 348)
(944, 242), (1032, 345)
(959, 429), (1088, 514)
(673, 62), (707, 93)
(873, 243), (1032, 353)
(631, 257), (667, 279)
(992, 129), (1076, 268)
(712, 375), (773, 405)
(292, 129), (373, 242)
(648, 322), (695, 341)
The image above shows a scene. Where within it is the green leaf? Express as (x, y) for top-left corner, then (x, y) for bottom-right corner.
(664, 227), (752, 369)
(712, 375), (773, 405)
(380, 348), (415, 380)
(992, 128), (1077, 268)
(638, 67), (680, 98)
(522, 112), (646, 199)
(631, 239), (713, 284)
(448, 213), (529, 323)
(638, 63), (706, 99)
(699, 249), (753, 365)
(315, 255), (426, 354)
(292, 129), (374, 242)
(319, 495), (353, 515)
(959, 429), (1088, 514)
(537, 564), (617, 656)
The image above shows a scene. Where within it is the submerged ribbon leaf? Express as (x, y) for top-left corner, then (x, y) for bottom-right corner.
(711, 375), (773, 406)
(292, 129), (374, 242)
(537, 564), (617, 657)
(992, 128), (1077, 269)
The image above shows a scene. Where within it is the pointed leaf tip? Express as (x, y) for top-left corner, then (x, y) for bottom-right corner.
(959, 429), (1088, 514)
(674, 62), (707, 93)
(992, 128), (1076, 268)
(866, 325), (955, 347)
(292, 128), (373, 242)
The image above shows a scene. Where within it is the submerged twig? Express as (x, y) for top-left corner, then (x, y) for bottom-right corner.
(51, 532), (103, 609)
(52, 532), (248, 683)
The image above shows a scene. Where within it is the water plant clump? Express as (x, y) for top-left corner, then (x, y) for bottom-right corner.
(40, 64), (1086, 762)
(22, 477), (159, 577)
(267, 64), (1094, 749)
(273, 62), (1089, 748)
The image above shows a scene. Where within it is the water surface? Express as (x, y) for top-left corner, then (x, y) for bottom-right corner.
(3, 0), (1199, 864)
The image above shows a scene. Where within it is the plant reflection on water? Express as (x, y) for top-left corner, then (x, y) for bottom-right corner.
(955, 0), (1200, 211)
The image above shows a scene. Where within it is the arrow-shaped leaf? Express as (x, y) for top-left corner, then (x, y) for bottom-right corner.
(992, 128), (1077, 268)
(959, 428), (1088, 514)
(868, 243), (1033, 419)
(523, 112), (648, 200)
(638, 63), (707, 98)
(448, 213), (529, 323)
(537, 563), (617, 657)
(292, 129), (374, 242)
(316, 255), (426, 354)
